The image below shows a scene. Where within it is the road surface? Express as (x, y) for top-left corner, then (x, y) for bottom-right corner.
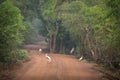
(13, 50), (101, 80)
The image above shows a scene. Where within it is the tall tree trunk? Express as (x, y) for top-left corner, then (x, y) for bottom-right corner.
(53, 35), (56, 52)
(60, 39), (63, 53)
(52, 22), (59, 53)
(49, 35), (52, 53)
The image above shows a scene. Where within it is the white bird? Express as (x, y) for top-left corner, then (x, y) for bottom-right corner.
(39, 48), (42, 55)
(45, 54), (51, 63)
(79, 56), (83, 61)
(70, 47), (74, 54)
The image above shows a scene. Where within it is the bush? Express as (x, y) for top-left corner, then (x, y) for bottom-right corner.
(0, 49), (30, 65)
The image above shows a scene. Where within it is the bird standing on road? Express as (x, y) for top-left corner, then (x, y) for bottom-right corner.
(45, 54), (51, 63)
(39, 48), (42, 55)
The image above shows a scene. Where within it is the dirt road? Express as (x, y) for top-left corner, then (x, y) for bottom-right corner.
(13, 49), (102, 80)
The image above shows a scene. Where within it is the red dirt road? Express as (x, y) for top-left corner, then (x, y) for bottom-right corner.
(13, 50), (102, 80)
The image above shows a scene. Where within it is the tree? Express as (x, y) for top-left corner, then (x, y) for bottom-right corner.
(57, 1), (90, 56)
(41, 0), (60, 53)
(0, 0), (25, 63)
(58, 0), (108, 60)
(106, 0), (120, 50)
(10, 0), (48, 44)
(103, 0), (120, 68)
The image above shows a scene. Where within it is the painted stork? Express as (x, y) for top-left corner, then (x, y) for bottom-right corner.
(45, 54), (51, 63)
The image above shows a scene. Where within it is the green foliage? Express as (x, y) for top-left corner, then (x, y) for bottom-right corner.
(106, 0), (120, 50)
(0, 0), (25, 50)
(11, 0), (46, 43)
(0, 0), (26, 64)
(11, 0), (39, 20)
(0, 50), (29, 65)
(42, 0), (58, 20)
(57, 0), (120, 69)
(41, 0), (59, 37)
(22, 21), (37, 44)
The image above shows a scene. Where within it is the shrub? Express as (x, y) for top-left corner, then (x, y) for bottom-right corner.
(0, 49), (30, 65)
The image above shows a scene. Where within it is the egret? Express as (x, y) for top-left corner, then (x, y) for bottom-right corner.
(79, 56), (83, 61)
(45, 54), (51, 63)
(70, 47), (74, 55)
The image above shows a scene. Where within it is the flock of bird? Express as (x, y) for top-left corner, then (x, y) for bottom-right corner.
(38, 48), (83, 63)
